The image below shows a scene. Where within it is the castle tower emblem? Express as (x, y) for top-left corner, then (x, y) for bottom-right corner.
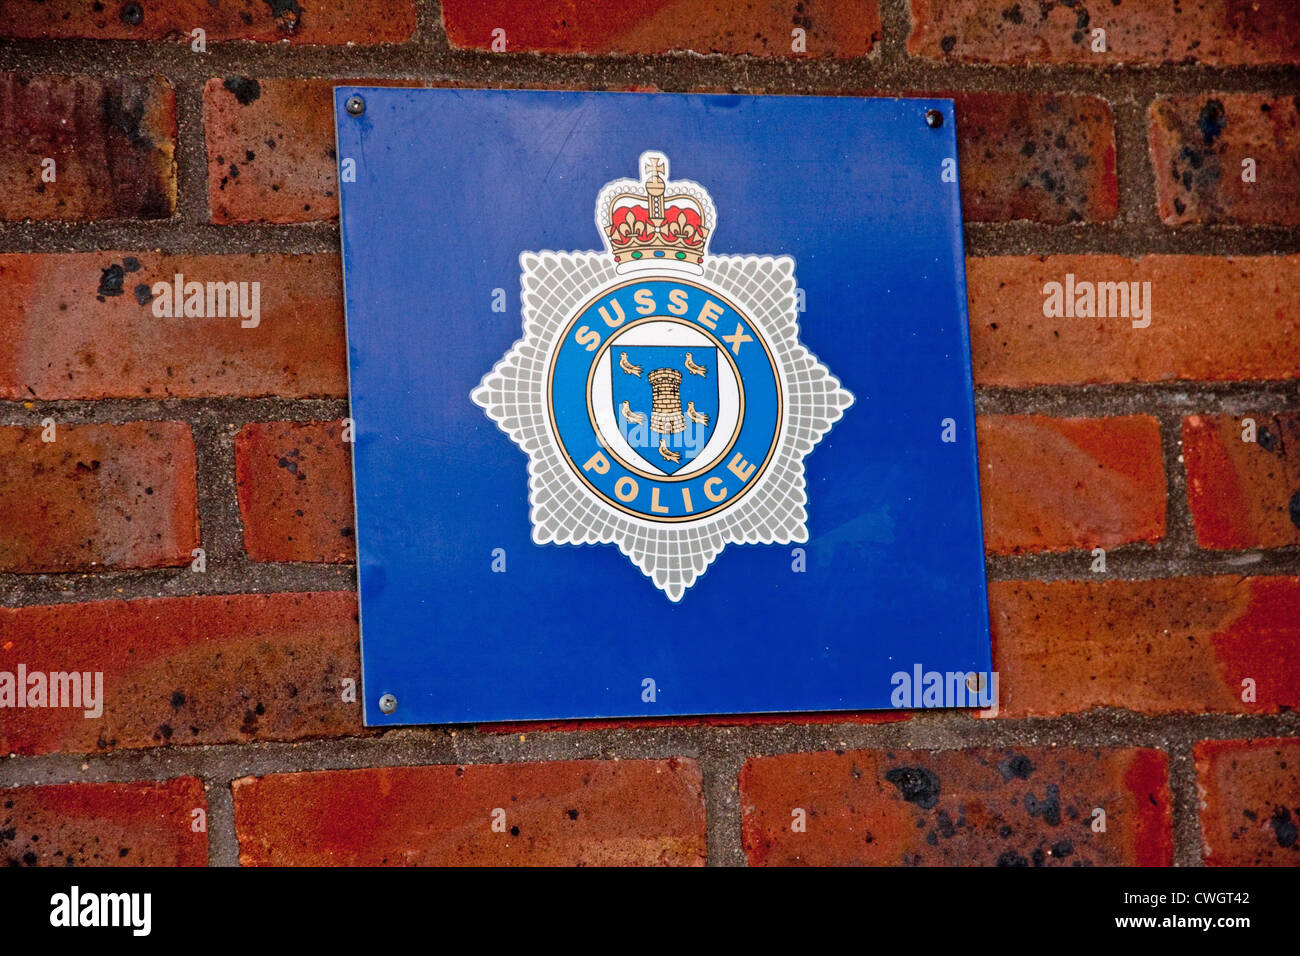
(473, 150), (853, 601)
(648, 368), (687, 435)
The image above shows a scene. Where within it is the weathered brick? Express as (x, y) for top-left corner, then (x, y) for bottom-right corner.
(978, 415), (1166, 555)
(741, 748), (1172, 866)
(0, 252), (346, 399)
(0, 778), (208, 867)
(0, 592), (361, 755)
(910, 0), (1300, 66)
(1150, 94), (1300, 226)
(236, 421), (355, 563)
(0, 74), (175, 221)
(1195, 738), (1300, 866)
(990, 577), (1300, 717)
(968, 255), (1300, 385)
(0, 422), (197, 573)
(951, 92), (1117, 223)
(1183, 413), (1300, 550)
(204, 77), (339, 224)
(233, 759), (706, 865)
(0, 0), (416, 44)
(442, 0), (879, 56)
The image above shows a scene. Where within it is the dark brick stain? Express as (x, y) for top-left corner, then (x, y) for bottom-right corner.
(884, 766), (941, 809)
(935, 809), (958, 838)
(1269, 807), (1298, 848)
(999, 753), (1035, 780)
(1289, 490), (1300, 530)
(264, 0), (303, 34)
(1197, 99), (1227, 145)
(1025, 784), (1062, 826)
(102, 85), (155, 152)
(133, 282), (154, 306)
(120, 2), (144, 27)
(96, 263), (125, 298)
(223, 76), (262, 106)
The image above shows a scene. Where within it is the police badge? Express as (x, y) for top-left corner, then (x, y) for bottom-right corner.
(473, 152), (853, 601)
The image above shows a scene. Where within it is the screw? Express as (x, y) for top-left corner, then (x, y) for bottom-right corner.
(378, 693), (397, 714)
(346, 95), (366, 116)
(925, 109), (944, 129)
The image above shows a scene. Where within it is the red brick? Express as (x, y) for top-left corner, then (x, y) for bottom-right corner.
(0, 252), (346, 399)
(442, 0), (879, 56)
(978, 415), (1166, 555)
(1195, 738), (1300, 866)
(740, 747), (1172, 866)
(0, 592), (361, 755)
(233, 759), (706, 865)
(205, 77), (339, 224)
(910, 0), (1300, 66)
(1, 778), (208, 867)
(951, 92), (1117, 223)
(0, 422), (197, 573)
(990, 577), (1300, 718)
(968, 255), (1300, 386)
(0, 74), (175, 222)
(236, 421), (355, 563)
(0, 0), (416, 44)
(1150, 94), (1300, 226)
(1183, 413), (1300, 549)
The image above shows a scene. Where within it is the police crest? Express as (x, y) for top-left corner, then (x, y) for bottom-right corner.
(473, 151), (853, 601)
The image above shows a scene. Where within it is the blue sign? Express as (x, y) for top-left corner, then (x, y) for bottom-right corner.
(335, 89), (992, 726)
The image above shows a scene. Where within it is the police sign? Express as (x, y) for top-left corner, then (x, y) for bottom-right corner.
(336, 90), (992, 725)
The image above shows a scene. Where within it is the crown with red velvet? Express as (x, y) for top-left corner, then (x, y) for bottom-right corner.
(596, 151), (715, 274)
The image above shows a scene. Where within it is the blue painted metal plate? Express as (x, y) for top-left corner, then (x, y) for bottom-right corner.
(335, 88), (992, 726)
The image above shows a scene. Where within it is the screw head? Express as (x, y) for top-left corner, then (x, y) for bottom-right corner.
(378, 693), (397, 714)
(345, 95), (366, 116)
(925, 109), (944, 129)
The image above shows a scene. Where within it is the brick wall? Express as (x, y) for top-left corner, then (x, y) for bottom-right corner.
(0, 1), (1297, 868)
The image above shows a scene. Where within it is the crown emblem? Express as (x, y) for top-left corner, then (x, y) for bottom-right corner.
(596, 151), (715, 274)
